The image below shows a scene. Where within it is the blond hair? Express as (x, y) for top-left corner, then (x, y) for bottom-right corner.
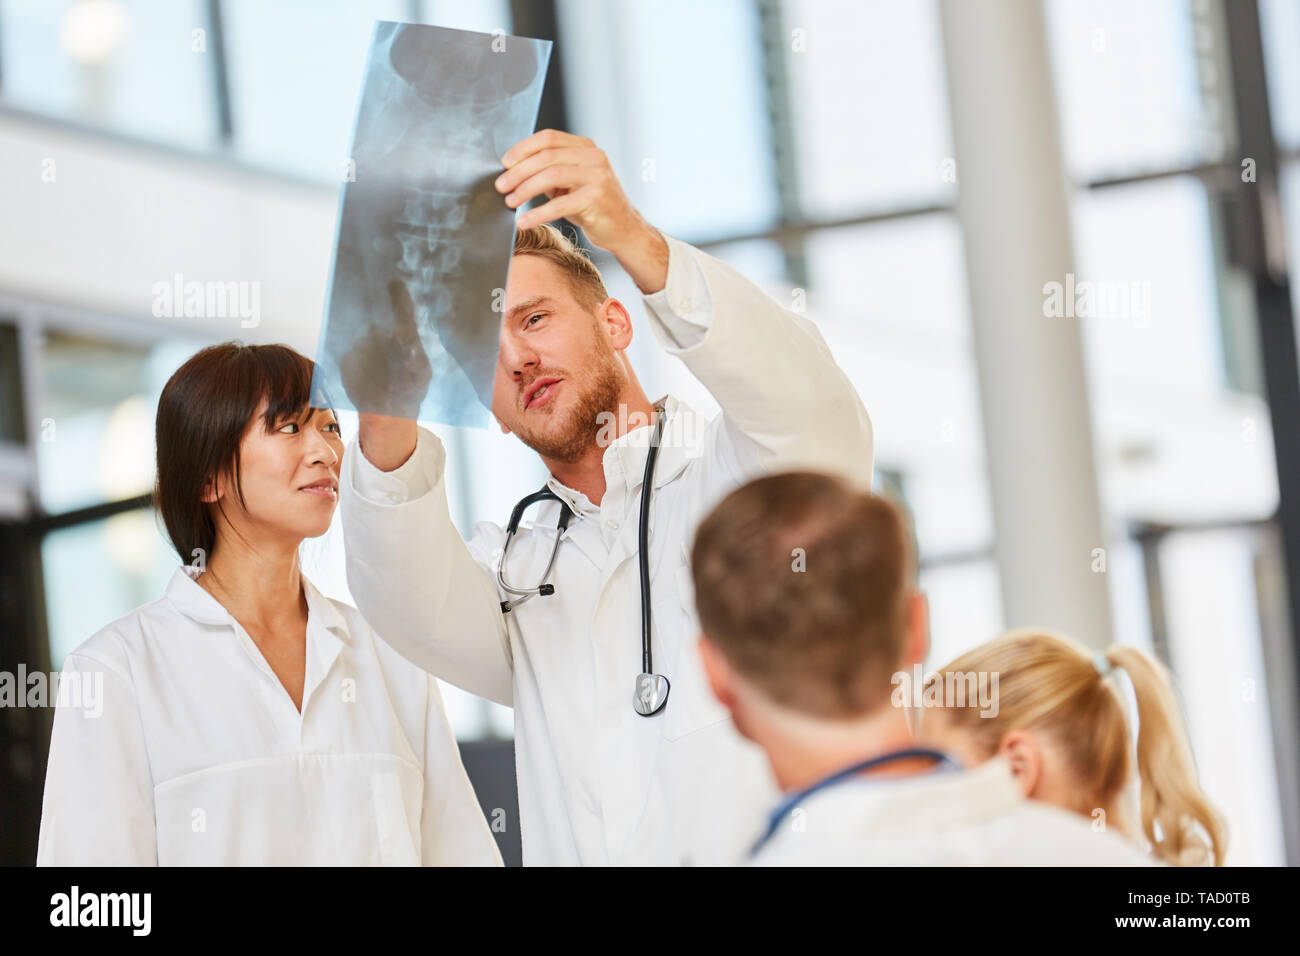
(934, 630), (1228, 866)
(513, 223), (608, 311)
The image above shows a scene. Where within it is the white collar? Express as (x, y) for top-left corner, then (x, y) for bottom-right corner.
(782, 756), (1027, 836)
(545, 394), (704, 514)
(164, 564), (349, 642)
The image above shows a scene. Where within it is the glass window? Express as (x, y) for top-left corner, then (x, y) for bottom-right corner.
(803, 213), (971, 340)
(1259, 0), (1300, 150)
(419, 0), (512, 35)
(782, 0), (956, 218)
(1159, 527), (1287, 865)
(0, 0), (218, 148)
(37, 330), (202, 513)
(1072, 176), (1222, 390)
(1045, 0), (1222, 182)
(221, 0), (411, 181)
(42, 508), (176, 667)
(920, 559), (1003, 669)
(1106, 536), (1156, 655)
(556, 0), (778, 239)
(1070, 177), (1279, 526)
(801, 215), (995, 560)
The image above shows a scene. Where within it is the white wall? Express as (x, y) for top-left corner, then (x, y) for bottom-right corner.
(0, 109), (338, 356)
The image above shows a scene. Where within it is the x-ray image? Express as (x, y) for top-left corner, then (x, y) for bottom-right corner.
(312, 21), (551, 427)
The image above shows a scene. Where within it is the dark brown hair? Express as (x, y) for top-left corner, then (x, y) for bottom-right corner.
(691, 472), (913, 719)
(154, 342), (323, 564)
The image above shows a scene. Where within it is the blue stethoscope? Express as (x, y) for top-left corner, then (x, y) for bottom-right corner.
(750, 747), (963, 857)
(497, 404), (670, 717)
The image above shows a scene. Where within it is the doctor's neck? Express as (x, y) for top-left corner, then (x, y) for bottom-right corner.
(541, 385), (656, 507)
(746, 697), (928, 793)
(197, 527), (307, 628)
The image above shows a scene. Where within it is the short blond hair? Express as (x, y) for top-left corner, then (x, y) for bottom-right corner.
(513, 223), (608, 311)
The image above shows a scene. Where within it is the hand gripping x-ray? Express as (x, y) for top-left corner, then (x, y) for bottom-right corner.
(312, 22), (551, 427)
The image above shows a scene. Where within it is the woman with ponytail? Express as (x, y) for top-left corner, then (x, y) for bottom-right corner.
(923, 629), (1228, 866)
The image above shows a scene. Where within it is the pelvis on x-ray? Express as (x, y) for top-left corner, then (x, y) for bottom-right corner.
(313, 21), (552, 427)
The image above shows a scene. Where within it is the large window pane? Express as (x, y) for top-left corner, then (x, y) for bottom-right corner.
(37, 330), (202, 513)
(1260, 0), (1300, 150)
(782, 0), (955, 218)
(920, 558), (1003, 668)
(1046, 0), (1222, 182)
(0, 0), (218, 148)
(1071, 177), (1278, 525)
(42, 509), (175, 667)
(222, 0), (410, 181)
(803, 215), (994, 560)
(1160, 528), (1287, 865)
(418, 0), (512, 35)
(557, 0), (778, 239)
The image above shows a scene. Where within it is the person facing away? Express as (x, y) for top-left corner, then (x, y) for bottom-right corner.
(689, 471), (1155, 866)
(921, 629), (1228, 866)
(38, 343), (500, 866)
(340, 130), (874, 865)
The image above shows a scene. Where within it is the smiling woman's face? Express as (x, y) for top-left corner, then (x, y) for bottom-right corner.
(206, 401), (344, 545)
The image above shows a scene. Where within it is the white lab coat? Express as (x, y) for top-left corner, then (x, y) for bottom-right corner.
(37, 566), (502, 866)
(341, 234), (874, 865)
(750, 756), (1157, 866)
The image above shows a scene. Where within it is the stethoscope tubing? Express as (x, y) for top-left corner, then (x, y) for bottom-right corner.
(496, 402), (666, 683)
(750, 747), (963, 857)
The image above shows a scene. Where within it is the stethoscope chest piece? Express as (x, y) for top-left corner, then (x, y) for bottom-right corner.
(634, 673), (670, 716)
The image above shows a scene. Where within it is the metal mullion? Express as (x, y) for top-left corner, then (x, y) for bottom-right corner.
(684, 201), (955, 254)
(756, 0), (808, 289)
(1222, 0), (1300, 866)
(205, 0), (234, 145)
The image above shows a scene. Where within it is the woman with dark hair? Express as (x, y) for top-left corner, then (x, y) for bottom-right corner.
(37, 342), (500, 866)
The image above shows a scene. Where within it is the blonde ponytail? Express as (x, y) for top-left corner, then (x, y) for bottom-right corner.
(1105, 646), (1228, 867)
(934, 630), (1227, 866)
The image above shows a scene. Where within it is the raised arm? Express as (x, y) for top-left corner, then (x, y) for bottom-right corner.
(496, 129), (873, 486)
(337, 268), (512, 705)
(640, 235), (874, 485)
(341, 422), (513, 705)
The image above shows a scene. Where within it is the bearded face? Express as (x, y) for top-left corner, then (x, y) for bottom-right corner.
(491, 255), (628, 463)
(505, 344), (624, 463)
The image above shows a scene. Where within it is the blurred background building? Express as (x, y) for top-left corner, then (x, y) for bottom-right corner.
(1, 0), (1298, 866)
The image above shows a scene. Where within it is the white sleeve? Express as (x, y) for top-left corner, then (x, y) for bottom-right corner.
(348, 427), (433, 504)
(341, 427), (514, 706)
(37, 650), (157, 866)
(642, 234), (874, 489)
(419, 676), (503, 867)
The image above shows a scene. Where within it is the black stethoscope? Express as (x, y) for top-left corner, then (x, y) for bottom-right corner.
(750, 747), (963, 857)
(497, 404), (670, 717)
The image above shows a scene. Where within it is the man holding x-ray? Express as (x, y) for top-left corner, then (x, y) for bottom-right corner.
(340, 129), (874, 865)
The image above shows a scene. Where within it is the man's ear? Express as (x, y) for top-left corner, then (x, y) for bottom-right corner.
(996, 730), (1042, 799)
(695, 635), (734, 711)
(597, 298), (635, 352)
